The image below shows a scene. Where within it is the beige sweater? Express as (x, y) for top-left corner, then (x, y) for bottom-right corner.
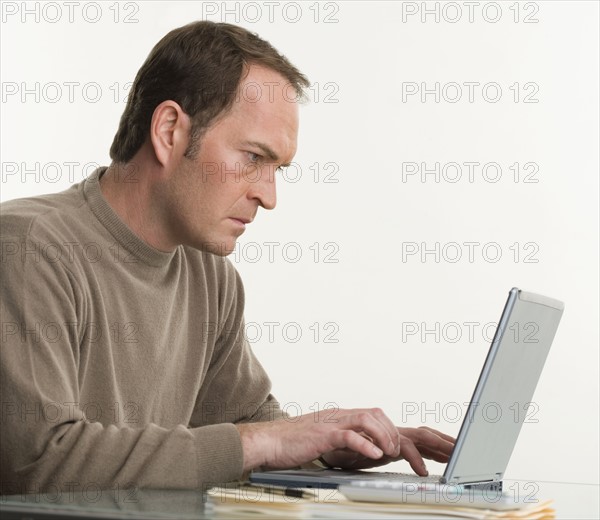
(0, 167), (283, 494)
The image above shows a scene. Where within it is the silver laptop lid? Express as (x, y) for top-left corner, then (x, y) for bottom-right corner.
(443, 287), (564, 485)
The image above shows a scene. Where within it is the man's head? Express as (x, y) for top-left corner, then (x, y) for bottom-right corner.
(106, 21), (309, 256)
(109, 20), (309, 163)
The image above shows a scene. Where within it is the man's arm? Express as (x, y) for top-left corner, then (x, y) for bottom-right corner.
(187, 260), (287, 429)
(187, 261), (455, 475)
(0, 236), (244, 494)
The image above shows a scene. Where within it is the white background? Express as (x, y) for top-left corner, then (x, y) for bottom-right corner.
(1, 0), (598, 492)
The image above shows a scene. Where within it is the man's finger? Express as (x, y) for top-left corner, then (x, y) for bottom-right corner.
(400, 427), (455, 456)
(354, 408), (401, 456)
(418, 426), (457, 444)
(329, 429), (385, 461)
(339, 412), (397, 457)
(415, 446), (452, 463)
(398, 437), (428, 476)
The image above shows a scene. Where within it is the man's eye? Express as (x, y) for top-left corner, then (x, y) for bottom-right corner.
(248, 152), (261, 163)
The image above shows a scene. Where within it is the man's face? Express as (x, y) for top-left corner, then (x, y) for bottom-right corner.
(165, 64), (299, 256)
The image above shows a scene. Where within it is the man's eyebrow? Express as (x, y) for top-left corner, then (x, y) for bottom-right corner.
(242, 141), (291, 168)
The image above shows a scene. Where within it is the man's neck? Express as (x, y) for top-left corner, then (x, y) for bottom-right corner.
(99, 163), (179, 253)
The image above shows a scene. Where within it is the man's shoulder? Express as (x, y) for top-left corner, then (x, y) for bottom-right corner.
(0, 183), (86, 243)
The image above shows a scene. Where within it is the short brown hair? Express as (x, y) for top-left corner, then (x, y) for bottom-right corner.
(109, 21), (309, 162)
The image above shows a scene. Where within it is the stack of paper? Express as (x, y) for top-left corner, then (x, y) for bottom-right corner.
(205, 484), (555, 519)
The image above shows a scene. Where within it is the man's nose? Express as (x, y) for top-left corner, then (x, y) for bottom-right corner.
(248, 167), (276, 210)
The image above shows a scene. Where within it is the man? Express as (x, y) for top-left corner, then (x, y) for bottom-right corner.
(0, 21), (454, 494)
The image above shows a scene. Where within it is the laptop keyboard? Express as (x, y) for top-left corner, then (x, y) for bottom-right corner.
(340, 471), (443, 484)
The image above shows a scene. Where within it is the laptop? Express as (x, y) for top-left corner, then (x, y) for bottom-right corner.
(251, 287), (564, 493)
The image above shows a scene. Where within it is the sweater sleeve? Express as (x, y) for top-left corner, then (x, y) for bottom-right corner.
(0, 236), (244, 495)
(189, 260), (287, 428)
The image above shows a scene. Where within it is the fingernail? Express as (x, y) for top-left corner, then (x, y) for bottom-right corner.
(373, 446), (383, 457)
(422, 463), (428, 476)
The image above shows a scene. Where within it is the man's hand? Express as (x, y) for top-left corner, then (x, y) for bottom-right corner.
(236, 407), (400, 471)
(321, 426), (456, 476)
(235, 408), (455, 476)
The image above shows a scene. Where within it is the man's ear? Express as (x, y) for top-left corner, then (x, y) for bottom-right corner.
(149, 100), (191, 167)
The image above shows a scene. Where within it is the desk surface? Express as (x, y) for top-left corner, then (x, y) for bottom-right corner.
(1, 480), (598, 519)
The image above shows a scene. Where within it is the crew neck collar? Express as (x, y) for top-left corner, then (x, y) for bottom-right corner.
(83, 167), (178, 268)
